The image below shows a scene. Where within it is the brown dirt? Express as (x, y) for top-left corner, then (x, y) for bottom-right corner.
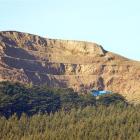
(0, 31), (140, 103)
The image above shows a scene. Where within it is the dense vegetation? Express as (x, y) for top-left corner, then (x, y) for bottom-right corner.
(0, 105), (140, 140)
(0, 81), (140, 140)
(0, 81), (126, 117)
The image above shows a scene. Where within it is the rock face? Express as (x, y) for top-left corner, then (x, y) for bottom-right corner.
(0, 31), (140, 103)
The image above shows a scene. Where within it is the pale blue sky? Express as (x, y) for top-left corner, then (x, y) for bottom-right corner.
(0, 0), (140, 60)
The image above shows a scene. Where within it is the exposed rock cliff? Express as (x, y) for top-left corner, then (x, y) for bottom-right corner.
(0, 31), (140, 103)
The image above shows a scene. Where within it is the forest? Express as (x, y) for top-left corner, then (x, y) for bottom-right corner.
(0, 81), (140, 140)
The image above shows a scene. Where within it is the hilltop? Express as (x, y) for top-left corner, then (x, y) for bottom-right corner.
(0, 31), (140, 103)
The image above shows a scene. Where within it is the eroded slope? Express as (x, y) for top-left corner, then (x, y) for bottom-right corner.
(0, 31), (140, 103)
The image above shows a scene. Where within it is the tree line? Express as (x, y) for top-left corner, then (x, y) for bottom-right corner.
(0, 81), (126, 117)
(0, 81), (139, 140)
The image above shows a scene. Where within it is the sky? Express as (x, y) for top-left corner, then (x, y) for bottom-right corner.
(0, 0), (140, 61)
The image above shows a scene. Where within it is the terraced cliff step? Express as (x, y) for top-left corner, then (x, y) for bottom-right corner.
(0, 31), (140, 103)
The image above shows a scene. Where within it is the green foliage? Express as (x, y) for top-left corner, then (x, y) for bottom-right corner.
(96, 93), (127, 106)
(0, 81), (139, 140)
(0, 105), (140, 140)
(0, 81), (61, 117)
(0, 81), (127, 117)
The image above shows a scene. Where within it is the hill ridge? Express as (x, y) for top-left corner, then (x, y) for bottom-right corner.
(0, 31), (140, 103)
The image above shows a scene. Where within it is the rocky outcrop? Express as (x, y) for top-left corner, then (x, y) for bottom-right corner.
(0, 31), (140, 103)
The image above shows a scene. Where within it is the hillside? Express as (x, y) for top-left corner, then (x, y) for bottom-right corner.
(0, 31), (140, 103)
